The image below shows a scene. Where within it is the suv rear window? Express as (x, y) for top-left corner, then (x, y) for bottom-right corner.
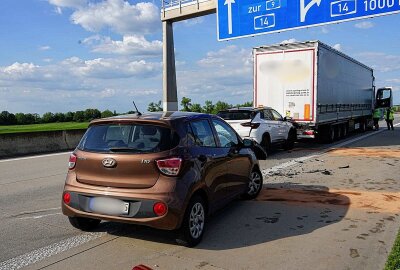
(217, 110), (257, 120)
(78, 124), (179, 153)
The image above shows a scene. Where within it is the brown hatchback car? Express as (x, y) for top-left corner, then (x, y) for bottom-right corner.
(62, 112), (265, 246)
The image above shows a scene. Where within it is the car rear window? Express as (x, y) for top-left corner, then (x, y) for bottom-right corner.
(217, 110), (257, 120)
(78, 124), (179, 153)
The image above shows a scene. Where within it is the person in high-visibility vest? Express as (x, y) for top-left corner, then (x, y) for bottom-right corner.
(373, 108), (381, 130)
(385, 107), (395, 130)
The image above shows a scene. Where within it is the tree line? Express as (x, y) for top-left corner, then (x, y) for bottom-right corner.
(148, 97), (253, 114)
(0, 97), (253, 126)
(0, 109), (116, 125)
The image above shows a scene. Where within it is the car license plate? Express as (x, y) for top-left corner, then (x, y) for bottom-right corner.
(89, 197), (129, 216)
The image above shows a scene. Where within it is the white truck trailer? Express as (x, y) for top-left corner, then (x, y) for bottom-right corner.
(253, 40), (392, 142)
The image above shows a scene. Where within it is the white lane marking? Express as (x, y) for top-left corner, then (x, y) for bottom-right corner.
(0, 232), (106, 270)
(17, 213), (62, 220)
(263, 124), (400, 176)
(10, 207), (61, 219)
(0, 152), (71, 163)
(16, 207), (61, 215)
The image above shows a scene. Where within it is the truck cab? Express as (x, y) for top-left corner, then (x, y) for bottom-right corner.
(375, 87), (393, 109)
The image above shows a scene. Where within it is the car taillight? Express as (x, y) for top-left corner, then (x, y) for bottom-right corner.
(241, 122), (260, 129)
(68, 154), (77, 170)
(63, 192), (71, 204)
(153, 202), (167, 216)
(156, 157), (182, 176)
(303, 130), (314, 135)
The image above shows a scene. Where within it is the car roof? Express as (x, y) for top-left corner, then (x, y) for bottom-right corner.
(90, 111), (213, 125)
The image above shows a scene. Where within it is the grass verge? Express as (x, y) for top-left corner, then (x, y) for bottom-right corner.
(0, 122), (89, 134)
(385, 228), (400, 270)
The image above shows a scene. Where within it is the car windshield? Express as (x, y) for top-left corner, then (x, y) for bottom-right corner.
(217, 110), (257, 120)
(78, 124), (179, 153)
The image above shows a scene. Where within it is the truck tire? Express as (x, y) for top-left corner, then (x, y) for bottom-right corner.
(360, 120), (366, 132)
(328, 125), (335, 143)
(342, 124), (348, 137)
(338, 125), (344, 139)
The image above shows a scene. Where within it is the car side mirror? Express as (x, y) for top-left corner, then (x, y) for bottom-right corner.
(284, 116), (292, 121)
(243, 138), (254, 148)
(243, 139), (267, 160)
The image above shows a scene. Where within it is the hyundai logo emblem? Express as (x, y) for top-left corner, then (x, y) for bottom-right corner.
(102, 158), (117, 168)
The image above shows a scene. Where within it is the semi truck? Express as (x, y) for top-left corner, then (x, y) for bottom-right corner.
(253, 40), (392, 142)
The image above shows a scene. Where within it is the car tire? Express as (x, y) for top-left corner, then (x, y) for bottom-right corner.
(178, 195), (206, 247)
(68, 216), (101, 231)
(242, 170), (263, 200)
(261, 134), (271, 153)
(283, 129), (296, 150)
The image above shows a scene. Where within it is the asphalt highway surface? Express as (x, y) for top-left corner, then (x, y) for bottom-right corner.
(0, 118), (399, 270)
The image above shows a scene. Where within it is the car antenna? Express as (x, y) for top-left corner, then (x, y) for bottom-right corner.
(132, 101), (142, 116)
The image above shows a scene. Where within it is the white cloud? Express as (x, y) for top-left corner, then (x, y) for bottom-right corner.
(280, 38), (297, 44)
(0, 56), (160, 87)
(69, 0), (160, 35)
(99, 88), (116, 98)
(198, 45), (252, 68)
(177, 46), (253, 103)
(48, 0), (86, 8)
(0, 56), (163, 113)
(54, 6), (63, 14)
(72, 57), (160, 79)
(357, 52), (400, 72)
(2, 63), (39, 79)
(39, 45), (51, 51)
(82, 35), (162, 56)
(182, 17), (204, 26)
(333, 44), (342, 51)
(386, 79), (400, 84)
(355, 21), (374, 29)
(321, 26), (329, 34)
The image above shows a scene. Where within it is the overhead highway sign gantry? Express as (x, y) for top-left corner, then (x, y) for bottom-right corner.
(217, 0), (400, 40)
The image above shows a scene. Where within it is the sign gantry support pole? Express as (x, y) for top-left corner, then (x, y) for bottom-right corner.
(162, 20), (178, 112)
(161, 0), (216, 112)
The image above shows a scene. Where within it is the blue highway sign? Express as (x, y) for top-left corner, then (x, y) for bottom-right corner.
(217, 0), (400, 41)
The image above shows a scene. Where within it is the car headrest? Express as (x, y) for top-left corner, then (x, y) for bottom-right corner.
(141, 126), (157, 136)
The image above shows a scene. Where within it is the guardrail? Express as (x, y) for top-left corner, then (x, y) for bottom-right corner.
(0, 129), (86, 158)
(162, 0), (211, 11)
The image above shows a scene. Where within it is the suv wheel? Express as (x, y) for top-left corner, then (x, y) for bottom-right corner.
(68, 217), (100, 231)
(261, 134), (271, 153)
(284, 129), (296, 150)
(242, 170), (263, 200)
(178, 195), (206, 247)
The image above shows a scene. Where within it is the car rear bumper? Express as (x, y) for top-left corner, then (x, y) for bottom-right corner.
(297, 134), (315, 139)
(62, 173), (185, 230)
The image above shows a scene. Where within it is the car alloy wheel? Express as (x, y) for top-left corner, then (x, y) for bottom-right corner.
(248, 171), (262, 196)
(189, 202), (205, 239)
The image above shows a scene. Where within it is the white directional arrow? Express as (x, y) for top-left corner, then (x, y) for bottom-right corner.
(300, 0), (322, 22)
(224, 0), (235, 34)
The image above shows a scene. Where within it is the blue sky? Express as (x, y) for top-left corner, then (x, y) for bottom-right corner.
(0, 0), (399, 114)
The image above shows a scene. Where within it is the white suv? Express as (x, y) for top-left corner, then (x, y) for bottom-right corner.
(217, 107), (297, 152)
